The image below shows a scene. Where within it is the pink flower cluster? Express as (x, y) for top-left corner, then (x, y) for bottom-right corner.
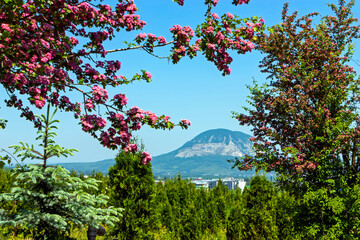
(32, 95), (46, 109)
(0, 0), (144, 118)
(141, 151), (152, 165)
(113, 93), (128, 106)
(91, 85), (108, 103)
(81, 114), (107, 131)
(170, 25), (195, 62)
(135, 33), (167, 45)
(204, 0), (219, 7)
(123, 143), (137, 153)
(192, 13), (264, 75)
(85, 99), (94, 110)
(180, 119), (191, 129)
(233, 0), (250, 5)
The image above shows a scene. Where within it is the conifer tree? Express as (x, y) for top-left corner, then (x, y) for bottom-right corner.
(0, 105), (121, 239)
(108, 146), (158, 239)
(154, 181), (175, 234)
(239, 176), (278, 240)
(226, 187), (244, 240)
(159, 176), (201, 239)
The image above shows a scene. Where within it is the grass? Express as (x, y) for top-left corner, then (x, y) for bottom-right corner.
(0, 226), (227, 240)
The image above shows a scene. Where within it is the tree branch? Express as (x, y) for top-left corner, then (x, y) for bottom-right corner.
(104, 40), (175, 53)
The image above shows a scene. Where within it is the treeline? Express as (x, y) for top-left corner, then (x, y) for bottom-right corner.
(1, 150), (360, 239)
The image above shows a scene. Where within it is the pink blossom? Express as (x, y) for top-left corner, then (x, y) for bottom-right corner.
(141, 151), (152, 165)
(157, 36), (166, 44)
(246, 22), (255, 28)
(235, 0), (250, 5)
(100, 132), (110, 145)
(40, 56), (49, 63)
(96, 117), (107, 127)
(145, 111), (158, 124)
(114, 94), (128, 105)
(91, 85), (108, 103)
(181, 119), (191, 126)
(85, 99), (94, 109)
(1, 23), (12, 33)
(212, 13), (219, 19)
(70, 37), (78, 45)
(132, 122), (141, 130)
(43, 23), (52, 30)
(137, 33), (147, 39)
(164, 116), (170, 123)
(124, 143), (138, 153)
(206, 26), (214, 34)
(226, 13), (234, 19)
(145, 71), (152, 79)
(246, 41), (255, 50)
(33, 95), (46, 108)
(207, 43), (216, 50)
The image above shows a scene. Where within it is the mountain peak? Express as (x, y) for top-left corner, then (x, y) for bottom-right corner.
(175, 129), (252, 158)
(152, 129), (254, 177)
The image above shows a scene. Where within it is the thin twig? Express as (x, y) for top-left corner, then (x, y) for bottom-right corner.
(352, 59), (360, 67)
(142, 48), (170, 59)
(65, 84), (119, 113)
(104, 40), (175, 53)
(1, 149), (22, 167)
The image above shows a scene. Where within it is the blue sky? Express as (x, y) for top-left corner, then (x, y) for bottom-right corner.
(1, 0), (360, 164)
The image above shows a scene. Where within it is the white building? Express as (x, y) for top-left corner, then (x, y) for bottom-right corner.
(194, 178), (246, 191)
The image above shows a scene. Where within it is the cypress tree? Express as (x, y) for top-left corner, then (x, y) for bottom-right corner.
(108, 149), (158, 239)
(239, 175), (278, 240)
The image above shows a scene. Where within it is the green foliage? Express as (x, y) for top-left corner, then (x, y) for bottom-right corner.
(294, 188), (344, 239)
(9, 105), (77, 167)
(291, 185), (360, 240)
(234, 0), (360, 191)
(0, 119), (6, 130)
(275, 190), (297, 239)
(162, 176), (201, 239)
(154, 182), (176, 234)
(232, 1), (360, 238)
(226, 189), (243, 240)
(0, 105), (122, 239)
(108, 150), (158, 239)
(153, 176), (236, 239)
(238, 175), (278, 240)
(0, 165), (122, 239)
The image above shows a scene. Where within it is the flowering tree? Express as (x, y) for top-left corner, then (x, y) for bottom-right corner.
(233, 0), (360, 190)
(0, 0), (264, 164)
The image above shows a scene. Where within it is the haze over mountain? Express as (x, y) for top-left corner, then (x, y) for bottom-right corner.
(57, 129), (256, 178)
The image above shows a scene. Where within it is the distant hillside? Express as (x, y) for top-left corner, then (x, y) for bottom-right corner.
(53, 129), (258, 178)
(54, 158), (115, 174)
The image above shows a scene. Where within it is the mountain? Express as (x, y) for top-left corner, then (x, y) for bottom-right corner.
(54, 129), (256, 178)
(151, 128), (254, 178)
(55, 158), (115, 174)
(175, 128), (252, 158)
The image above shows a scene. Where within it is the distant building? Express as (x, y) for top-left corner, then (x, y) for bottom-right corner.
(192, 178), (246, 191)
(208, 179), (218, 189)
(192, 179), (209, 190)
(154, 180), (165, 185)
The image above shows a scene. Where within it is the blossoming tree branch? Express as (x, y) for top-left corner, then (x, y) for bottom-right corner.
(0, 0), (264, 164)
